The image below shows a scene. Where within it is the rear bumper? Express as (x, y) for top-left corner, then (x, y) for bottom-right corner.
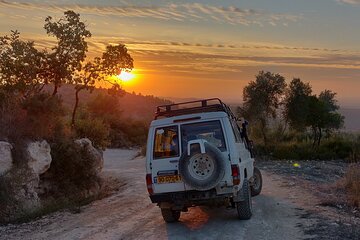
(149, 189), (233, 204)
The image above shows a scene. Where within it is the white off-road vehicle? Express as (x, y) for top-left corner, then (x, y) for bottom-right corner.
(145, 98), (262, 223)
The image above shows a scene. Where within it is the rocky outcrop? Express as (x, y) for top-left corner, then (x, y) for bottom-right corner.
(27, 140), (52, 175)
(0, 140), (52, 222)
(74, 138), (103, 174)
(1, 138), (104, 223)
(0, 141), (13, 175)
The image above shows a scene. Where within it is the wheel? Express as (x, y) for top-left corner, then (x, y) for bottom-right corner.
(178, 142), (225, 191)
(161, 208), (180, 223)
(250, 167), (262, 197)
(236, 179), (252, 220)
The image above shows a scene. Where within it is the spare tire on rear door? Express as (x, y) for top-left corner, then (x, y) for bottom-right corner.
(179, 141), (225, 191)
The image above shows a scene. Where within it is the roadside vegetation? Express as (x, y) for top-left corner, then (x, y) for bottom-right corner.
(239, 71), (359, 209)
(238, 71), (358, 161)
(0, 11), (150, 223)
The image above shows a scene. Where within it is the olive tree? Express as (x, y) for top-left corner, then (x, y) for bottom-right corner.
(284, 78), (312, 131)
(307, 90), (344, 146)
(44, 10), (91, 96)
(242, 71), (286, 145)
(284, 79), (344, 146)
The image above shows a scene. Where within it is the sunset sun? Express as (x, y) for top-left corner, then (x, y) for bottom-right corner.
(117, 71), (134, 82)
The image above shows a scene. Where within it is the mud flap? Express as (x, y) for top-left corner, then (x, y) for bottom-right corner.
(233, 187), (245, 202)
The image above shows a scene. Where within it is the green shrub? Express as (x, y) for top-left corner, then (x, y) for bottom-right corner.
(85, 93), (148, 148)
(48, 139), (101, 198)
(109, 119), (148, 148)
(254, 133), (360, 161)
(74, 118), (110, 149)
(0, 91), (68, 143)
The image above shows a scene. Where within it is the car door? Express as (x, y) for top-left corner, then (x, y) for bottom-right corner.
(151, 125), (186, 193)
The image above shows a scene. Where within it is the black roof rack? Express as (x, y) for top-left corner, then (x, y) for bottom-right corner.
(154, 98), (237, 120)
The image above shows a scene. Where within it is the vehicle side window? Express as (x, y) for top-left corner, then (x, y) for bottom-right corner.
(153, 126), (179, 159)
(230, 120), (242, 143)
(181, 120), (227, 152)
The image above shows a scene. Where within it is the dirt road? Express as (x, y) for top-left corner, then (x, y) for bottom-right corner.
(0, 149), (316, 240)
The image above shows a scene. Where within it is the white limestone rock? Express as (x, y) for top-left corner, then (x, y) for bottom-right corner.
(27, 140), (52, 175)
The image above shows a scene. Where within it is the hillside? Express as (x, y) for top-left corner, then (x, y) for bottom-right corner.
(48, 85), (172, 123)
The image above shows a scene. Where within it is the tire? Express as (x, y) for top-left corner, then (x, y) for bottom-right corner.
(250, 167), (262, 197)
(161, 208), (180, 223)
(178, 142), (225, 191)
(236, 179), (252, 220)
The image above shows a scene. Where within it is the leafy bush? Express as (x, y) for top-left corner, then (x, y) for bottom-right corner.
(109, 119), (148, 148)
(86, 93), (148, 148)
(22, 93), (66, 140)
(47, 139), (102, 198)
(74, 118), (110, 149)
(0, 91), (67, 143)
(255, 136), (357, 161)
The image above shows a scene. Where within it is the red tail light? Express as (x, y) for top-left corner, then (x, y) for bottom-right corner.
(231, 165), (240, 185)
(146, 174), (154, 195)
(231, 164), (239, 176)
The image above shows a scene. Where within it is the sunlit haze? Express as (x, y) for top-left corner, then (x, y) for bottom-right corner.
(1, 0), (360, 107)
(117, 71), (135, 83)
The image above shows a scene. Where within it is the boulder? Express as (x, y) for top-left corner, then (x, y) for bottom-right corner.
(0, 164), (41, 222)
(0, 141), (13, 175)
(27, 140), (52, 175)
(74, 138), (103, 174)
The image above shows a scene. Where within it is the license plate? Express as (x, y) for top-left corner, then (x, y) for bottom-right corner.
(157, 175), (181, 184)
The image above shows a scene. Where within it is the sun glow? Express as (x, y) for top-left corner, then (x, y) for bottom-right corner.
(117, 71), (135, 82)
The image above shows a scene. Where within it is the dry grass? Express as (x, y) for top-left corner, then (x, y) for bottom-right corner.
(344, 164), (360, 208)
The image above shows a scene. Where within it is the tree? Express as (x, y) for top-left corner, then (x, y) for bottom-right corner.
(307, 90), (344, 146)
(286, 89), (344, 147)
(71, 58), (101, 126)
(43, 10), (91, 96)
(284, 78), (312, 131)
(101, 44), (134, 76)
(319, 90), (339, 112)
(283, 78), (344, 146)
(71, 44), (134, 125)
(242, 71), (286, 145)
(0, 30), (46, 97)
(101, 44), (134, 97)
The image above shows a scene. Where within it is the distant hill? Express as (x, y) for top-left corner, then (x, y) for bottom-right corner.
(47, 85), (172, 123)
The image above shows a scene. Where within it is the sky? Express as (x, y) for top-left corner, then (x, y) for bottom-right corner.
(1, 0), (360, 107)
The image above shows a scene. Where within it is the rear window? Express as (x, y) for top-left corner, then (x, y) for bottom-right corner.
(153, 125), (179, 159)
(181, 120), (226, 152)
